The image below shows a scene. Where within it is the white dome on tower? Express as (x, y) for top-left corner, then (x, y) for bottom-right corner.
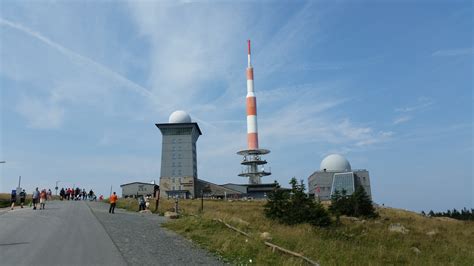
(169, 110), (192, 123)
(320, 154), (351, 172)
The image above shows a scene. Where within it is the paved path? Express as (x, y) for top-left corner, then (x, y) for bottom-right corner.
(0, 201), (222, 265)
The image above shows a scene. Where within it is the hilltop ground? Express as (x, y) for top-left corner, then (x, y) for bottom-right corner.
(2, 194), (472, 265)
(115, 198), (474, 265)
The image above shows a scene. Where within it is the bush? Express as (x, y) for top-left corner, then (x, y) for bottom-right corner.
(264, 178), (331, 227)
(330, 186), (377, 218)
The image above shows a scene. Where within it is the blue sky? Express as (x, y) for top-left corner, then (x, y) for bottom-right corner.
(0, 1), (472, 212)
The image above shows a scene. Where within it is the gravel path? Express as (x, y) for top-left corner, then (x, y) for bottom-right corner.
(87, 202), (224, 265)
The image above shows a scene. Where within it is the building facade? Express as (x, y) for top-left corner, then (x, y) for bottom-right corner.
(156, 111), (202, 198)
(120, 182), (157, 198)
(308, 154), (371, 201)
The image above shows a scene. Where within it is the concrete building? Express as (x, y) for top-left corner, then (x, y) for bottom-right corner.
(156, 111), (202, 199)
(222, 183), (279, 199)
(308, 154), (372, 201)
(120, 182), (158, 198)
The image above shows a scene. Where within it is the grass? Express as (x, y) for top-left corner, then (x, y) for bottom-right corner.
(115, 198), (474, 265)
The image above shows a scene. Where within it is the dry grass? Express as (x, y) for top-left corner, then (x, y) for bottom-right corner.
(116, 198), (474, 265)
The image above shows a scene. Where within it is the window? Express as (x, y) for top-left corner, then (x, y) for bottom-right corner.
(172, 178), (175, 183)
(331, 172), (355, 196)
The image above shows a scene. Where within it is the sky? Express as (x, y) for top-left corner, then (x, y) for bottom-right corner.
(0, 0), (472, 212)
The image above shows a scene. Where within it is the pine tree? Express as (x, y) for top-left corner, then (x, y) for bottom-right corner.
(352, 186), (378, 218)
(264, 182), (289, 220)
(264, 178), (331, 227)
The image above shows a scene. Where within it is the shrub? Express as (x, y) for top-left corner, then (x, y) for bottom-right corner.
(264, 178), (331, 227)
(329, 186), (377, 218)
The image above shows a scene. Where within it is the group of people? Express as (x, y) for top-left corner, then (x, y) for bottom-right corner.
(10, 187), (49, 210)
(9, 187), (118, 215)
(59, 188), (97, 201)
(138, 195), (151, 211)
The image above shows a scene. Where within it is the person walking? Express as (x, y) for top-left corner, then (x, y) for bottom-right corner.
(19, 189), (26, 208)
(32, 188), (40, 210)
(39, 189), (47, 210)
(109, 192), (118, 214)
(60, 188), (65, 200)
(10, 190), (17, 210)
(138, 196), (145, 211)
(145, 196), (150, 210)
(47, 189), (52, 200)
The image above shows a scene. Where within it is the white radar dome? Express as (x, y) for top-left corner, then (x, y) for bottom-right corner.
(320, 154), (351, 172)
(169, 110), (192, 123)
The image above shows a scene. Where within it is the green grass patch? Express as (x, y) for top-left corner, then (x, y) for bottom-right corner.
(116, 198), (474, 265)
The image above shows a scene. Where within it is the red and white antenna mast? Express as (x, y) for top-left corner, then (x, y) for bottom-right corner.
(246, 40), (258, 150)
(238, 40), (271, 185)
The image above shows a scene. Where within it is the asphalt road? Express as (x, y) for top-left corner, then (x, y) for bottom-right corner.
(0, 200), (222, 266)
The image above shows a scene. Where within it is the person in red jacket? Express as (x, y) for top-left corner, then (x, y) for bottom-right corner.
(109, 192), (118, 214)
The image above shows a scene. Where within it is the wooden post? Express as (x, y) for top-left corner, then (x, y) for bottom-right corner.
(201, 189), (204, 212)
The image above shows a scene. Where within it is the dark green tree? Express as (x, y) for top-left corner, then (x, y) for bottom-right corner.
(264, 182), (289, 220)
(351, 186), (378, 218)
(329, 187), (377, 218)
(264, 178), (331, 227)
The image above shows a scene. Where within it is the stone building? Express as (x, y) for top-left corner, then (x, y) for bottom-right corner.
(156, 110), (201, 198)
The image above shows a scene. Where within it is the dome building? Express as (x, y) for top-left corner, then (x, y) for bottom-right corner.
(308, 154), (372, 201)
(156, 110), (202, 198)
(156, 111), (243, 199)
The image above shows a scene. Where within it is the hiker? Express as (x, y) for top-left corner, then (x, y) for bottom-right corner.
(109, 192), (118, 214)
(19, 189), (26, 208)
(60, 188), (65, 200)
(39, 189), (47, 210)
(145, 196), (150, 210)
(138, 196), (146, 211)
(10, 190), (17, 210)
(32, 188), (40, 210)
(47, 189), (52, 200)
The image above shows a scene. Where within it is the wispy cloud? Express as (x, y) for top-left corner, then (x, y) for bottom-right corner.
(395, 97), (435, 113)
(432, 48), (474, 56)
(393, 115), (412, 125)
(392, 97), (435, 125)
(0, 17), (158, 104)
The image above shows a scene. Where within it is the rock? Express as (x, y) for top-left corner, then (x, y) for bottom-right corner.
(230, 217), (250, 226)
(426, 230), (437, 236)
(164, 211), (179, 219)
(411, 247), (421, 254)
(340, 216), (360, 222)
(139, 210), (152, 214)
(388, 223), (409, 234)
(260, 232), (272, 240)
